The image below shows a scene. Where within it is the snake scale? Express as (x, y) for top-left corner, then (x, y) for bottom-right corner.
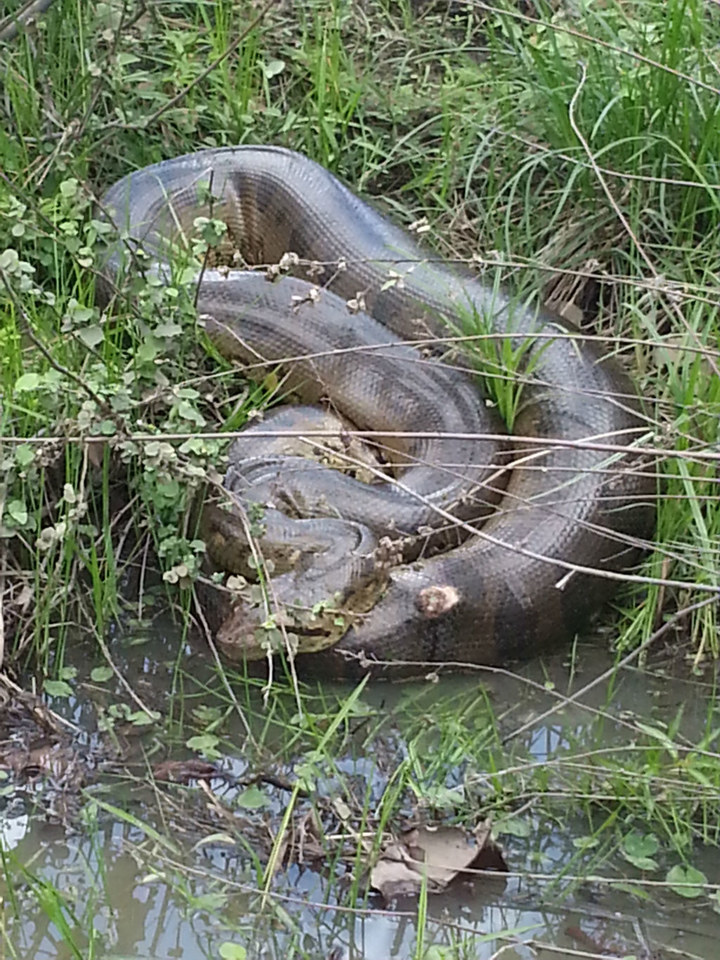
(100, 146), (655, 673)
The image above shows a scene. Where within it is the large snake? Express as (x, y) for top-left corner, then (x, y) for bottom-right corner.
(100, 146), (655, 672)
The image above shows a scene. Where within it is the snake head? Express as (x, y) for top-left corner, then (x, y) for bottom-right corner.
(214, 579), (363, 662)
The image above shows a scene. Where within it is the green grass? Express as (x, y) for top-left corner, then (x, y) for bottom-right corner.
(1, 0), (720, 956)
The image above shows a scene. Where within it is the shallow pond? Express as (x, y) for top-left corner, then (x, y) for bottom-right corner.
(2, 619), (719, 960)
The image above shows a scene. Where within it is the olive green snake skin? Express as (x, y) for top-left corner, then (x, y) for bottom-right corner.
(100, 146), (655, 673)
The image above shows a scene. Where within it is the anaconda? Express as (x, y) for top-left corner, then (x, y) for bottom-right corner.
(99, 145), (655, 672)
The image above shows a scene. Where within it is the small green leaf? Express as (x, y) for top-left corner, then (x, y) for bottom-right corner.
(155, 320), (183, 338)
(621, 831), (660, 872)
(194, 892), (228, 912)
(622, 832), (658, 858)
(495, 816), (532, 839)
(0, 248), (19, 270)
(137, 336), (160, 363)
(128, 634), (151, 646)
(126, 710), (160, 726)
(667, 864), (706, 899)
(572, 836), (599, 851)
(65, 301), (95, 324)
(179, 437), (209, 456)
(77, 324), (105, 348)
(187, 734), (221, 757)
(14, 444), (35, 467)
(424, 947), (454, 960)
(192, 704), (222, 725)
(7, 500), (28, 525)
(219, 944), (247, 960)
(91, 666), (114, 683)
(262, 59), (285, 78)
(14, 373), (42, 392)
(175, 399), (206, 426)
(44, 679), (73, 698)
(235, 785), (269, 810)
(59, 178), (79, 198)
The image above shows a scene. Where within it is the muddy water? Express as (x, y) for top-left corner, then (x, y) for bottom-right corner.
(2, 621), (719, 960)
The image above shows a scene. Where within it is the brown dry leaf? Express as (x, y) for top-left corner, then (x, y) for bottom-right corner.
(370, 822), (507, 900)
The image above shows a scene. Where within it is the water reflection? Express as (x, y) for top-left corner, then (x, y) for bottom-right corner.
(2, 624), (719, 960)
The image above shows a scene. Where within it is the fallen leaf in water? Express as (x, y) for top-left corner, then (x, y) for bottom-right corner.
(370, 822), (507, 900)
(152, 759), (220, 783)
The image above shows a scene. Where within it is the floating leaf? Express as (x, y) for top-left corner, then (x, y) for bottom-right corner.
(370, 822), (507, 900)
(571, 835), (599, 851)
(620, 831), (659, 872)
(667, 864), (706, 899)
(44, 679), (73, 698)
(187, 734), (221, 758)
(91, 666), (114, 683)
(219, 945), (247, 960)
(495, 816), (532, 839)
(236, 785), (269, 810)
(126, 709), (160, 726)
(192, 705), (222, 725)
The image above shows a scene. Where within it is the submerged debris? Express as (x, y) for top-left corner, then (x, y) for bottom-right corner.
(369, 821), (507, 900)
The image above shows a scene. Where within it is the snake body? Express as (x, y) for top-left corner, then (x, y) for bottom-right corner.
(100, 146), (654, 671)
